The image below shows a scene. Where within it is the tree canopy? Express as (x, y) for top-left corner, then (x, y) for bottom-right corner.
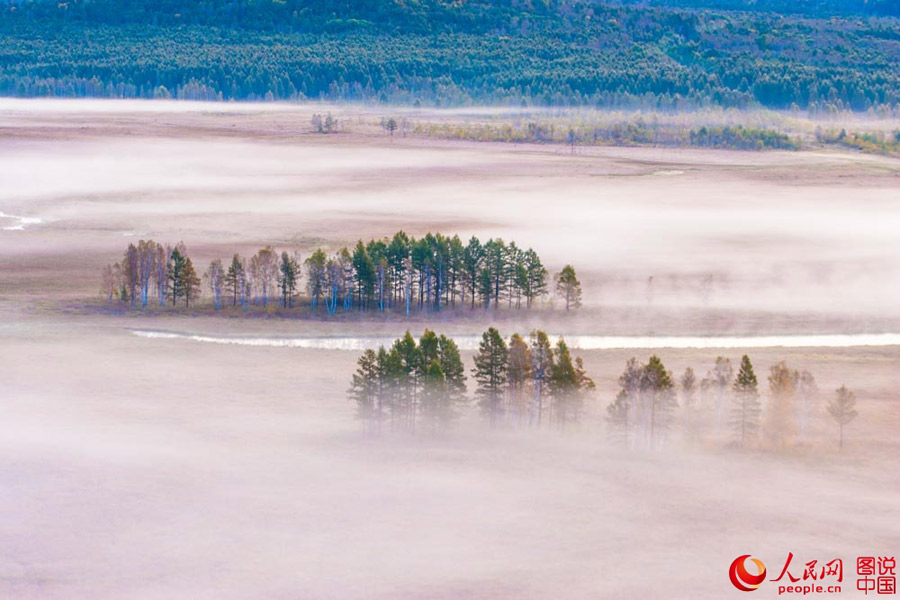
(3, 0), (899, 111)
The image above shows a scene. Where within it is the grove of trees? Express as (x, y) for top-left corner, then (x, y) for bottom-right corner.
(102, 233), (583, 315)
(349, 328), (595, 435)
(101, 240), (201, 308)
(348, 336), (860, 450)
(607, 353), (860, 451)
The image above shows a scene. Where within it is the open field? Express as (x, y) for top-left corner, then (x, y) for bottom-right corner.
(1, 100), (898, 599)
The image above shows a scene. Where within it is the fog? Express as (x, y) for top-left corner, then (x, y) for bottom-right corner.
(2, 101), (898, 320)
(1, 100), (898, 599)
(132, 329), (900, 351)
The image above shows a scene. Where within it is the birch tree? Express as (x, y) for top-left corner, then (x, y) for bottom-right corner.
(100, 264), (117, 302)
(251, 246), (279, 308)
(205, 258), (225, 310)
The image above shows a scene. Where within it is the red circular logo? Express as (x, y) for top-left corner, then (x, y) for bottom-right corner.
(730, 555), (767, 592)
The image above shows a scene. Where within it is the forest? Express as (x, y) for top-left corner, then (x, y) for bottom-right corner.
(413, 119), (803, 150)
(350, 328), (861, 452)
(101, 233), (583, 315)
(2, 0), (899, 111)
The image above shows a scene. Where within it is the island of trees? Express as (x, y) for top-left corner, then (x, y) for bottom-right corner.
(348, 328), (596, 435)
(349, 330), (861, 452)
(101, 233), (583, 315)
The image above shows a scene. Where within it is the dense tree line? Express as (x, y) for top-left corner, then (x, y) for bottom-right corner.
(348, 330), (468, 435)
(414, 120), (803, 151)
(3, 0), (896, 31)
(816, 128), (900, 156)
(349, 328), (596, 435)
(101, 233), (582, 314)
(2, 1), (899, 111)
(689, 125), (799, 150)
(349, 335), (859, 448)
(608, 354), (859, 451)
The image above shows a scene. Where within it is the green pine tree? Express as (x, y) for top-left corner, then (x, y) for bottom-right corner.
(731, 355), (762, 448)
(472, 327), (508, 427)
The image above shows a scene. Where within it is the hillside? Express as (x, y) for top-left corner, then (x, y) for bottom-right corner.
(1, 0), (899, 109)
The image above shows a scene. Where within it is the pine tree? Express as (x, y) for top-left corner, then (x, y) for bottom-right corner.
(530, 330), (553, 427)
(180, 256), (201, 307)
(385, 117), (398, 139)
(641, 355), (677, 449)
(352, 241), (376, 310)
(477, 267), (492, 309)
(391, 331), (421, 433)
(168, 245), (186, 306)
(472, 327), (509, 427)
(279, 251), (300, 308)
(507, 333), (533, 426)
(523, 248), (548, 308)
(731, 355), (761, 448)
(224, 253), (245, 307)
(349, 349), (381, 434)
(463, 236), (483, 309)
(607, 389), (631, 445)
(437, 335), (466, 396)
(549, 338), (594, 429)
(554, 264), (582, 311)
(483, 239), (509, 309)
(420, 359), (447, 433)
(305, 248), (327, 309)
(827, 385), (858, 450)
